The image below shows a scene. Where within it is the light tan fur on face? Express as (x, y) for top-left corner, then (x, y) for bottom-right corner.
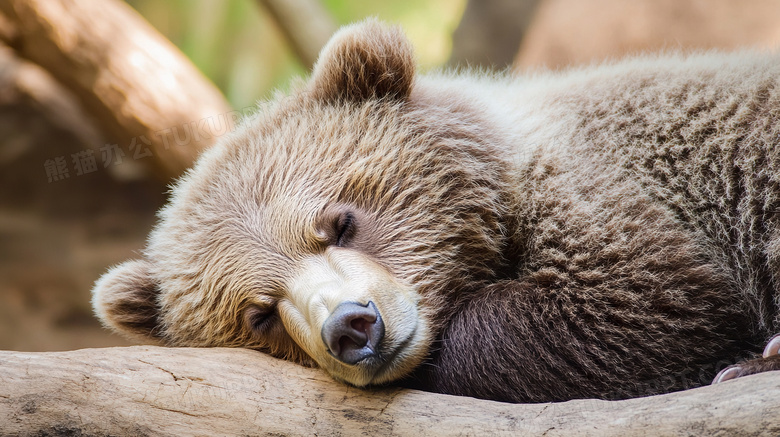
(284, 249), (429, 385)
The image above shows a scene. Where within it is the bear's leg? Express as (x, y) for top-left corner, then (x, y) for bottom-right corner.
(712, 334), (780, 383)
(408, 278), (749, 403)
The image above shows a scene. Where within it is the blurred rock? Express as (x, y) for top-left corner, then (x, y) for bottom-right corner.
(0, 46), (164, 351)
(515, 0), (780, 71)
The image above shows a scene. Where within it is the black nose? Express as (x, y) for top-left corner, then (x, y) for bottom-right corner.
(321, 301), (384, 365)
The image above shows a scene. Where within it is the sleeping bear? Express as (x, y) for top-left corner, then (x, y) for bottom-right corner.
(92, 19), (780, 403)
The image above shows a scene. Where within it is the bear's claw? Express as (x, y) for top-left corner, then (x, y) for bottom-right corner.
(712, 333), (780, 384)
(762, 333), (780, 358)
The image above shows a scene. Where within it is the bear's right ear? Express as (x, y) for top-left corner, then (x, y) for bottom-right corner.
(309, 18), (415, 103)
(91, 259), (164, 343)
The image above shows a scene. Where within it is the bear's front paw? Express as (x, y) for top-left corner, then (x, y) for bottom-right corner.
(712, 333), (780, 383)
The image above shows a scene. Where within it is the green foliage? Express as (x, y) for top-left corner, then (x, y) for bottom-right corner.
(126, 0), (465, 109)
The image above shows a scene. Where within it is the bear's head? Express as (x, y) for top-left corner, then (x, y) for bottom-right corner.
(92, 19), (510, 387)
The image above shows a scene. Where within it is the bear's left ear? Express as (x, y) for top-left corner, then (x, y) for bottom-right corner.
(309, 18), (415, 103)
(91, 259), (164, 343)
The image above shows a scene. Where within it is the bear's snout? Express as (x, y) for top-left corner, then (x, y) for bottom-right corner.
(321, 301), (384, 365)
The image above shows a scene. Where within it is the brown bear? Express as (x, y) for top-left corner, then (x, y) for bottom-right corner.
(92, 19), (780, 403)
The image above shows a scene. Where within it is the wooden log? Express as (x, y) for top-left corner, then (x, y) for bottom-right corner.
(0, 346), (778, 436)
(0, 0), (233, 180)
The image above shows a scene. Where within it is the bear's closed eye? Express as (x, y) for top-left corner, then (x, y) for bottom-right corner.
(335, 212), (356, 247)
(244, 305), (276, 334)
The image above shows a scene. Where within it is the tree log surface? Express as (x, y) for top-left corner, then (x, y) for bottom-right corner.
(0, 0), (233, 180)
(0, 346), (778, 436)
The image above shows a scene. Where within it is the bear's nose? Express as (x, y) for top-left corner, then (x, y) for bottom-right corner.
(321, 301), (384, 365)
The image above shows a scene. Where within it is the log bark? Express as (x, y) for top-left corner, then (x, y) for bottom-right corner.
(0, 346), (778, 436)
(0, 0), (233, 180)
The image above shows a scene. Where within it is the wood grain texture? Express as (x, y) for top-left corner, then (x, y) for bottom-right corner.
(0, 0), (233, 180)
(0, 346), (778, 436)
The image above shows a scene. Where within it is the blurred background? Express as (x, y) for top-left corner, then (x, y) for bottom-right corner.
(1, 0), (779, 351)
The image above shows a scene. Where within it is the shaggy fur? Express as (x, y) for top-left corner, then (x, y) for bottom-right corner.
(93, 20), (780, 403)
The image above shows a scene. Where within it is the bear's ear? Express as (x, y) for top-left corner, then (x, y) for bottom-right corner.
(91, 259), (164, 342)
(309, 18), (415, 103)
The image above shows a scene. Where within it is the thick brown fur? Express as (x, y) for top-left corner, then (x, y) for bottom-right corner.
(93, 20), (780, 403)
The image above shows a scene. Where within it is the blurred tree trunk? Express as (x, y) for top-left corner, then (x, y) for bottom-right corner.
(0, 43), (101, 153)
(256, 0), (337, 70)
(0, 0), (233, 181)
(448, 0), (541, 70)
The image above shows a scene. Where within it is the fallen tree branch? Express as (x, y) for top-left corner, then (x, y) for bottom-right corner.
(0, 0), (233, 180)
(0, 346), (778, 436)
